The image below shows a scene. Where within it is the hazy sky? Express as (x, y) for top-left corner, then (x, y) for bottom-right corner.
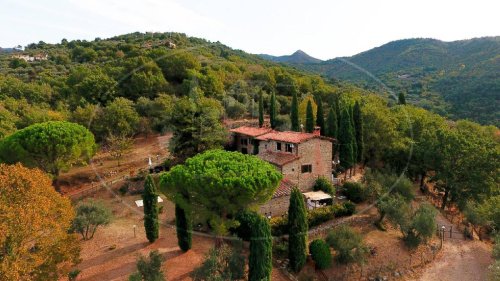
(1, 0), (499, 59)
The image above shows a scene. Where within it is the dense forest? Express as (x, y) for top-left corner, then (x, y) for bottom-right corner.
(280, 37), (500, 126)
(0, 32), (371, 141)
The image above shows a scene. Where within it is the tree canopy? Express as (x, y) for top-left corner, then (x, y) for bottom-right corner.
(0, 121), (96, 178)
(160, 149), (282, 235)
(0, 164), (80, 280)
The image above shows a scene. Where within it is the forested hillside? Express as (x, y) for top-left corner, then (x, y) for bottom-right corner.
(288, 37), (500, 126)
(0, 32), (375, 142)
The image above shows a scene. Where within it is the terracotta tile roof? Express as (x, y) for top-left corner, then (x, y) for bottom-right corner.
(229, 126), (272, 137)
(273, 179), (295, 198)
(255, 131), (318, 144)
(258, 150), (299, 167)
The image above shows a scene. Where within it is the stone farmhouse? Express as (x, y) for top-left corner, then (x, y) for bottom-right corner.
(230, 126), (334, 192)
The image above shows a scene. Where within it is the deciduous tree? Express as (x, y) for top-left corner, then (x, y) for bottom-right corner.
(0, 164), (80, 280)
(71, 199), (112, 240)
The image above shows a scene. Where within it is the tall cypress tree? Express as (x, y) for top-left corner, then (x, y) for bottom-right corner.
(305, 100), (314, 133)
(338, 107), (354, 173)
(288, 187), (308, 272)
(175, 204), (192, 252)
(315, 97), (325, 135)
(398, 92), (406, 105)
(249, 215), (272, 281)
(326, 107), (338, 139)
(326, 107), (338, 156)
(353, 101), (364, 163)
(350, 105), (358, 165)
(258, 93), (264, 128)
(291, 91), (299, 131)
(270, 92), (277, 129)
(143, 175), (159, 243)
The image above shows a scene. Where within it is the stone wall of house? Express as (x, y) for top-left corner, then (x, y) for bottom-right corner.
(296, 138), (332, 191)
(233, 134), (256, 154)
(259, 195), (290, 217)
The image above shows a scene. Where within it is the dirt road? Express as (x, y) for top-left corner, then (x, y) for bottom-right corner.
(412, 212), (492, 281)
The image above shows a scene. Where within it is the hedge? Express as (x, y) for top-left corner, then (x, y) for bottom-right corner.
(271, 201), (356, 236)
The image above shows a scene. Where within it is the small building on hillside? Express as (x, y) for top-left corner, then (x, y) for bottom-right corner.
(230, 126), (334, 191)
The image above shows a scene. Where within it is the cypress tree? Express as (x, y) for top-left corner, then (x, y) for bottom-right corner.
(398, 92), (406, 105)
(353, 101), (364, 163)
(326, 107), (338, 156)
(305, 100), (314, 133)
(291, 91), (299, 131)
(338, 107), (355, 173)
(350, 105), (358, 165)
(249, 215), (272, 281)
(316, 97), (325, 135)
(143, 175), (159, 243)
(288, 187), (308, 272)
(326, 107), (338, 139)
(175, 204), (192, 252)
(270, 92), (277, 129)
(258, 93), (264, 128)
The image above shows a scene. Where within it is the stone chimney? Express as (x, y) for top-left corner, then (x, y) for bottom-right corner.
(313, 126), (321, 136)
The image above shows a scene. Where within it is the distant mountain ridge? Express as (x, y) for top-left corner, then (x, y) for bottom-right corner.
(289, 37), (500, 126)
(258, 50), (322, 64)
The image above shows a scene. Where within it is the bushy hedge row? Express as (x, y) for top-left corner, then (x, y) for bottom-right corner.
(270, 201), (356, 236)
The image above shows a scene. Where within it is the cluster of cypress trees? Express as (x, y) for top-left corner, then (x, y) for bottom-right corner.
(288, 94), (364, 175)
(337, 100), (364, 176)
(258, 91), (278, 129)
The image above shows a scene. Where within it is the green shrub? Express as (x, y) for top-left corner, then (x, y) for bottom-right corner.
(340, 201), (356, 216)
(343, 182), (367, 203)
(313, 177), (335, 195)
(119, 182), (129, 195)
(270, 216), (288, 236)
(309, 239), (332, 269)
(326, 225), (368, 264)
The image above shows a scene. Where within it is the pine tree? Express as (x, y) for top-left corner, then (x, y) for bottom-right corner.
(249, 215), (272, 281)
(305, 100), (314, 133)
(143, 175), (159, 243)
(339, 107), (355, 174)
(326, 107), (338, 156)
(258, 93), (264, 128)
(316, 97), (325, 135)
(291, 91), (299, 131)
(353, 101), (364, 163)
(270, 92), (277, 129)
(398, 92), (406, 105)
(175, 204), (192, 252)
(288, 187), (308, 272)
